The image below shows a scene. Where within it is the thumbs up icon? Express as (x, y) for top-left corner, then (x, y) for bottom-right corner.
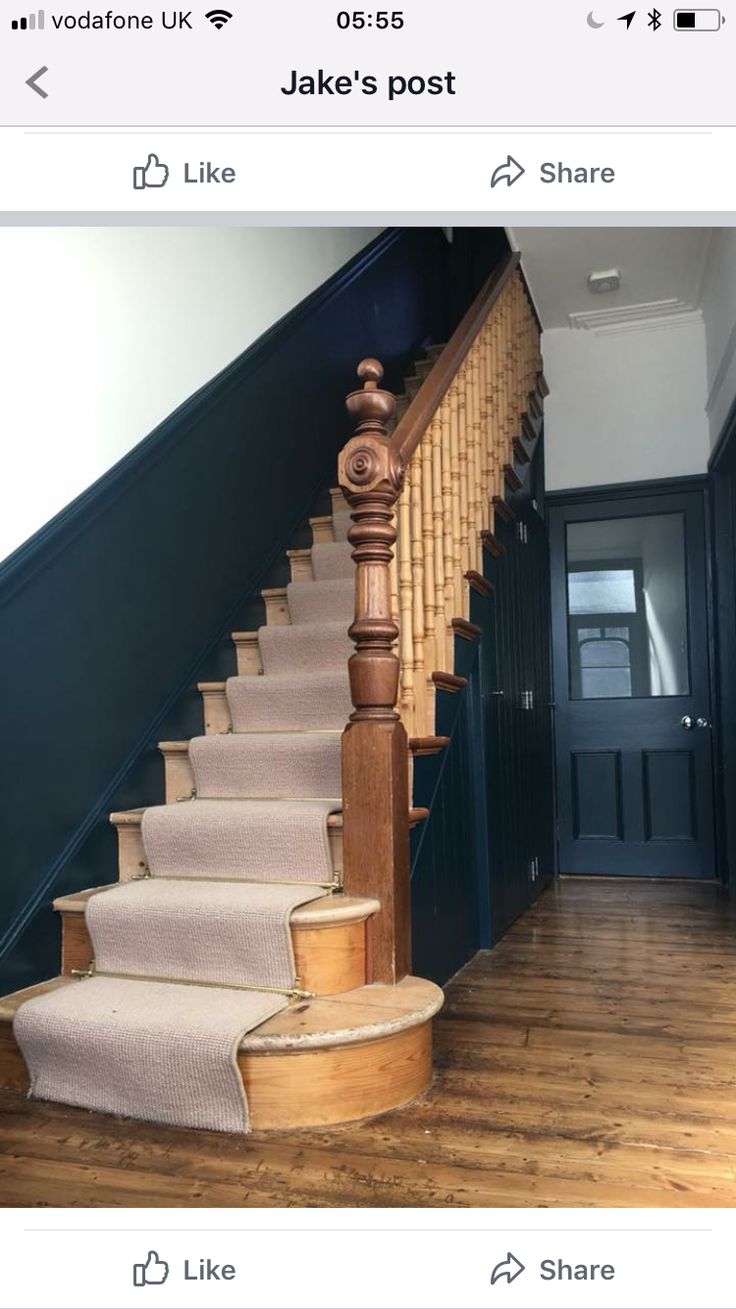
(133, 1251), (170, 1286)
(133, 154), (170, 190)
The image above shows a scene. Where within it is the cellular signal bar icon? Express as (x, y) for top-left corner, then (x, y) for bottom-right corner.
(11, 9), (45, 28)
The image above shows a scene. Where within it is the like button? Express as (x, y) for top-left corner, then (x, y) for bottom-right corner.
(133, 1251), (170, 1287)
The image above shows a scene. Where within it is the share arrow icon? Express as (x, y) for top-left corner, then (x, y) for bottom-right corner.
(619, 10), (636, 26)
(490, 155), (525, 189)
(490, 1252), (526, 1285)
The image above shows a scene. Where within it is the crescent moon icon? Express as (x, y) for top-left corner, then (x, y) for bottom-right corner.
(587, 10), (605, 25)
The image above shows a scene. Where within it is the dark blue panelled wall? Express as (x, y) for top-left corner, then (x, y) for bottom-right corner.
(0, 227), (444, 992)
(0, 225), (507, 994)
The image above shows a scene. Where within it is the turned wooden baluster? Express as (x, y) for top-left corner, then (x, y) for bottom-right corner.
(457, 371), (470, 578)
(449, 381), (464, 617)
(431, 412), (446, 671)
(421, 431), (436, 695)
(398, 467), (415, 729)
(410, 455), (426, 735)
(338, 359), (411, 985)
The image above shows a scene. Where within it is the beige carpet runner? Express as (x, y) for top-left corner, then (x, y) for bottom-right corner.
(14, 514), (356, 1133)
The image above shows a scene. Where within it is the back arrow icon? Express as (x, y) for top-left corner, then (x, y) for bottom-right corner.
(491, 1252), (526, 1285)
(26, 66), (49, 98)
(490, 155), (525, 188)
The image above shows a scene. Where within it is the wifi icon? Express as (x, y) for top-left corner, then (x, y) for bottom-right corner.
(205, 8), (232, 27)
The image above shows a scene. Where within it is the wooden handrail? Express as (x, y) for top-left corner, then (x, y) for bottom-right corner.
(390, 251), (520, 470)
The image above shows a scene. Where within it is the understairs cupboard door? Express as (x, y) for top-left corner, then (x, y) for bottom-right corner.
(482, 497), (556, 942)
(549, 488), (716, 879)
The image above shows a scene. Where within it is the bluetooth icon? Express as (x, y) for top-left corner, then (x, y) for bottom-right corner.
(648, 7), (662, 27)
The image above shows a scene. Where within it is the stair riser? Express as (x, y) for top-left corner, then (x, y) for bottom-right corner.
(111, 814), (344, 882)
(161, 747), (194, 803)
(198, 683), (233, 734)
(261, 589), (290, 626)
(239, 1022), (432, 1129)
(0, 1017), (433, 1129)
(58, 909), (369, 997)
(310, 517), (336, 545)
(330, 488), (350, 518)
(231, 635), (262, 676)
(286, 549), (314, 583)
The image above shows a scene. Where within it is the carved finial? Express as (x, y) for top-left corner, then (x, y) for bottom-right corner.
(357, 358), (384, 388)
(346, 357), (396, 437)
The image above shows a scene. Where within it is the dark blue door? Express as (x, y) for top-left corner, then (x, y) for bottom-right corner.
(550, 490), (716, 878)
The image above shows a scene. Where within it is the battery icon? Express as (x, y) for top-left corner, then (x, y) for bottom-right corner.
(673, 8), (724, 27)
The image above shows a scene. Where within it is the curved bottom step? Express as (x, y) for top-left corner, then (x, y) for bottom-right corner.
(54, 888), (381, 997)
(0, 975), (443, 1131)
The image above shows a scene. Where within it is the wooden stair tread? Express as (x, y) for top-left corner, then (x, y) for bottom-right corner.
(243, 976), (443, 1051)
(503, 463), (523, 492)
(53, 885), (115, 911)
(512, 434), (531, 464)
(160, 730), (342, 750)
(432, 670), (469, 693)
(0, 975), (443, 1054)
(451, 617), (482, 641)
(111, 805), (425, 832)
(109, 807), (146, 825)
(521, 411), (538, 443)
(0, 977), (67, 1022)
(110, 804), (343, 829)
(465, 569), (494, 597)
(409, 736), (450, 756)
(481, 530), (505, 557)
(53, 886), (380, 928)
(493, 495), (516, 523)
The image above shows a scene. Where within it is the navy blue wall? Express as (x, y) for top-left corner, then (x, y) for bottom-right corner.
(411, 629), (491, 986)
(1, 226), (464, 993)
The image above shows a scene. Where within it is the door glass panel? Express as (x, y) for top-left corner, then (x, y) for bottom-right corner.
(566, 513), (689, 699)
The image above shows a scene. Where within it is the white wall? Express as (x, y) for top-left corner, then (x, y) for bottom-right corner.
(543, 320), (711, 491)
(0, 227), (383, 563)
(700, 229), (736, 445)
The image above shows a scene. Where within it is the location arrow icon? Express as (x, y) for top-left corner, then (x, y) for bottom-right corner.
(619, 10), (636, 26)
(490, 155), (525, 189)
(491, 1252), (526, 1285)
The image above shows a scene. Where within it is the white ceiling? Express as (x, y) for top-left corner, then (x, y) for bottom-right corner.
(508, 228), (714, 331)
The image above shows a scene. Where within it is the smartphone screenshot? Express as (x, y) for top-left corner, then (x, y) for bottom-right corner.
(0, 2), (734, 1306)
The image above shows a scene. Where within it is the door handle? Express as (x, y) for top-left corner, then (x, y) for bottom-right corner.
(682, 715), (710, 730)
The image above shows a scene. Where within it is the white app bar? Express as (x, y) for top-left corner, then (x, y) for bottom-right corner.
(0, 126), (733, 214)
(1, 1207), (732, 1308)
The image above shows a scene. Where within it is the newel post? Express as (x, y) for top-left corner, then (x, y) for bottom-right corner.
(338, 359), (411, 984)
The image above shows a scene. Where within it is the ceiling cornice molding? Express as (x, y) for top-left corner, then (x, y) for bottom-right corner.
(568, 299), (704, 336)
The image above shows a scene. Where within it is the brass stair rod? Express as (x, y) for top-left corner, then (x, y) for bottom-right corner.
(70, 959), (314, 1000)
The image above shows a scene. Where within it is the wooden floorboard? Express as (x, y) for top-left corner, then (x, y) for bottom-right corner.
(2, 877), (736, 1207)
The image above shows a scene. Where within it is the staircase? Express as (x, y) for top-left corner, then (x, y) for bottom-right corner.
(0, 250), (546, 1134)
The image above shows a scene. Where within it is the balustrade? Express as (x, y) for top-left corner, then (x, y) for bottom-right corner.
(337, 255), (543, 980)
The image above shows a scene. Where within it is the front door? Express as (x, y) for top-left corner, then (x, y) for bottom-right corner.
(549, 489), (715, 878)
